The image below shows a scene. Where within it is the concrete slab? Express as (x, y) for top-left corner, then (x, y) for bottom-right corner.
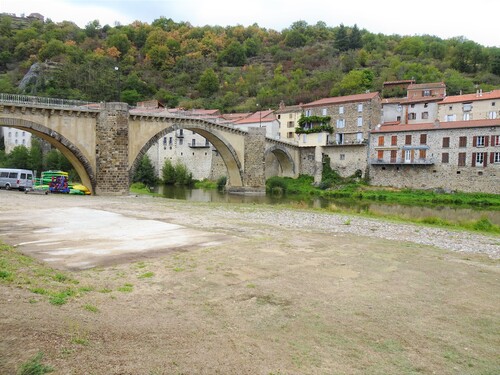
(0, 206), (230, 270)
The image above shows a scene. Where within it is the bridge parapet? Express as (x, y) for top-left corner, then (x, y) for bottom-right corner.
(0, 93), (97, 111)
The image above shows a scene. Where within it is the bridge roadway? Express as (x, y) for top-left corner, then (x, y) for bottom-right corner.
(0, 94), (311, 195)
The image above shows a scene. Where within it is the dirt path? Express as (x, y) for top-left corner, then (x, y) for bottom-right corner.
(1, 191), (499, 374)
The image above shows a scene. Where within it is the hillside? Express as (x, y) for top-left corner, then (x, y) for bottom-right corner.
(0, 14), (499, 111)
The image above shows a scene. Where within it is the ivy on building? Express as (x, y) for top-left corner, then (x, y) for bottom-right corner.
(296, 114), (333, 134)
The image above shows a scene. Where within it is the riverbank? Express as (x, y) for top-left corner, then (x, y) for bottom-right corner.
(1, 191), (499, 374)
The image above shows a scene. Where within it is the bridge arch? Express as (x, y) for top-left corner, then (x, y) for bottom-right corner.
(264, 144), (296, 178)
(130, 122), (244, 187)
(0, 118), (96, 193)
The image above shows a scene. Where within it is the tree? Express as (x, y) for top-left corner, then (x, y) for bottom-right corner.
(28, 137), (43, 174)
(133, 154), (157, 187)
(284, 30), (307, 48)
(349, 24), (362, 49)
(334, 24), (349, 52)
(6, 145), (30, 169)
(218, 41), (246, 66)
(197, 68), (219, 97)
(330, 69), (374, 96)
(162, 159), (176, 185)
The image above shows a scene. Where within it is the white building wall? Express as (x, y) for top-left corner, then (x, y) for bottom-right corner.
(3, 127), (32, 153)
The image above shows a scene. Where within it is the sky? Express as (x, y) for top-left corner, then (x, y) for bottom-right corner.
(1, 0), (499, 47)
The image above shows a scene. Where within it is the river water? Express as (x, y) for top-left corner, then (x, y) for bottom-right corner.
(154, 185), (500, 226)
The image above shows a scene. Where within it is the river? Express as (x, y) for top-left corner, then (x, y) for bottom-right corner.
(154, 185), (500, 226)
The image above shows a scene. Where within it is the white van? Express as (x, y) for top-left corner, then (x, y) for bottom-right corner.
(0, 168), (34, 191)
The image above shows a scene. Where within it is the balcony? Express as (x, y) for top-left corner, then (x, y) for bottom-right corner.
(370, 157), (435, 165)
(188, 140), (211, 148)
(327, 139), (367, 147)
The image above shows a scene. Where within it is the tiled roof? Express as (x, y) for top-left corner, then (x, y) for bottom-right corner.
(373, 119), (500, 133)
(302, 92), (379, 107)
(407, 82), (446, 90)
(234, 110), (276, 124)
(383, 80), (415, 86)
(440, 90), (500, 104)
(275, 104), (302, 114)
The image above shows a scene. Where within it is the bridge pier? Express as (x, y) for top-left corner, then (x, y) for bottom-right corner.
(227, 127), (266, 194)
(95, 102), (130, 195)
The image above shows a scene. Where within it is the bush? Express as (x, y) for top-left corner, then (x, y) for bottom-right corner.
(17, 352), (54, 375)
(266, 176), (287, 193)
(217, 176), (227, 191)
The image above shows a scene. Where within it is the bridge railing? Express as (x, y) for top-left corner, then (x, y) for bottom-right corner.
(0, 93), (92, 109)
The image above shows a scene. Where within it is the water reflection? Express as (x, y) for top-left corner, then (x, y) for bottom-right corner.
(154, 185), (500, 225)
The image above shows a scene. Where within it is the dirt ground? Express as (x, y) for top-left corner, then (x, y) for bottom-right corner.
(0, 190), (499, 374)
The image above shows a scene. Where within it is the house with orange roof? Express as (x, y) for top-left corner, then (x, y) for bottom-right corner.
(438, 89), (500, 122)
(298, 92), (381, 178)
(232, 109), (280, 139)
(368, 117), (500, 193)
(382, 82), (446, 126)
(275, 101), (302, 143)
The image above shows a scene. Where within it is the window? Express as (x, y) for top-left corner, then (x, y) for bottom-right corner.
(179, 138), (183, 145)
(287, 132), (293, 138)
(357, 117), (363, 127)
(179, 129), (183, 136)
(390, 150), (397, 162)
(442, 153), (449, 163)
(475, 136), (485, 147)
(302, 134), (307, 143)
(377, 150), (384, 160)
(448, 106), (453, 110)
(494, 152), (500, 163)
(378, 136), (384, 146)
(423, 90), (431, 96)
(322, 108), (327, 116)
(458, 152), (466, 166)
(424, 103), (429, 108)
(488, 111), (497, 119)
(420, 134), (427, 144)
(305, 109), (312, 117)
(356, 132), (363, 143)
(8, 132), (11, 137)
(493, 135), (500, 146)
(419, 149), (427, 159)
(475, 152), (485, 166)
(163, 137), (167, 144)
(410, 104), (415, 108)
(169, 137), (173, 145)
(492, 102), (496, 106)
(289, 113), (293, 118)
(336, 119), (345, 128)
(463, 112), (471, 121)
(339, 106), (344, 114)
(287, 121), (294, 128)
(404, 150), (412, 163)
(336, 133), (344, 144)
(391, 135), (397, 146)
(22, 139), (25, 145)
(446, 114), (456, 121)
(15, 131), (18, 137)
(421, 112), (429, 119)
(340, 154), (345, 160)
(459, 136), (467, 148)
(357, 104), (363, 112)
(277, 114), (281, 119)
(191, 139), (196, 146)
(442, 137), (450, 148)
(408, 113), (416, 120)
(405, 135), (412, 145)
(463, 103), (472, 112)
(205, 139), (210, 146)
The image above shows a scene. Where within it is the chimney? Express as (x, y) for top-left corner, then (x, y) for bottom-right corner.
(479, 89), (483, 97)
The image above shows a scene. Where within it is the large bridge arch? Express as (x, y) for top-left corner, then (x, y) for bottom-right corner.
(264, 145), (296, 178)
(130, 122), (244, 187)
(0, 118), (96, 193)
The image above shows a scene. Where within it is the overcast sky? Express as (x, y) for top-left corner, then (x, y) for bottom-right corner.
(2, 0), (498, 47)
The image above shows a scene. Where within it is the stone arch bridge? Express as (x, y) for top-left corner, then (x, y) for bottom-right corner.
(0, 95), (315, 195)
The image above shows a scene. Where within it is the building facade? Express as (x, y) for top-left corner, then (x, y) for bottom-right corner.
(299, 92), (382, 178)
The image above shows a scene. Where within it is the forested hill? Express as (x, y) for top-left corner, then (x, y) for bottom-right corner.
(0, 14), (499, 112)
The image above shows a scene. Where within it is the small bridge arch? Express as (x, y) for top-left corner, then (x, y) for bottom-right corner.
(130, 121), (244, 187)
(264, 144), (297, 178)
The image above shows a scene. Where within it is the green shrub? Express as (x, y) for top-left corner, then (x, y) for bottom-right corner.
(217, 176), (227, 190)
(17, 352), (54, 375)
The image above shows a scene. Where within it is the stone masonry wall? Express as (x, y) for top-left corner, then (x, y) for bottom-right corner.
(95, 103), (129, 195)
(243, 127), (266, 188)
(369, 126), (500, 193)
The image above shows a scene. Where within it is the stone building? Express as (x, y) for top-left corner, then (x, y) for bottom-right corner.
(369, 119), (500, 193)
(275, 101), (302, 143)
(2, 127), (31, 152)
(382, 82), (446, 125)
(299, 92), (382, 178)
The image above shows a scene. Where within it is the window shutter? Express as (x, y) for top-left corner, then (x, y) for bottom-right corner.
(485, 136), (489, 147)
(472, 152), (476, 166)
(491, 152), (495, 164)
(401, 150), (405, 160)
(484, 153), (488, 167)
(473, 136), (477, 147)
